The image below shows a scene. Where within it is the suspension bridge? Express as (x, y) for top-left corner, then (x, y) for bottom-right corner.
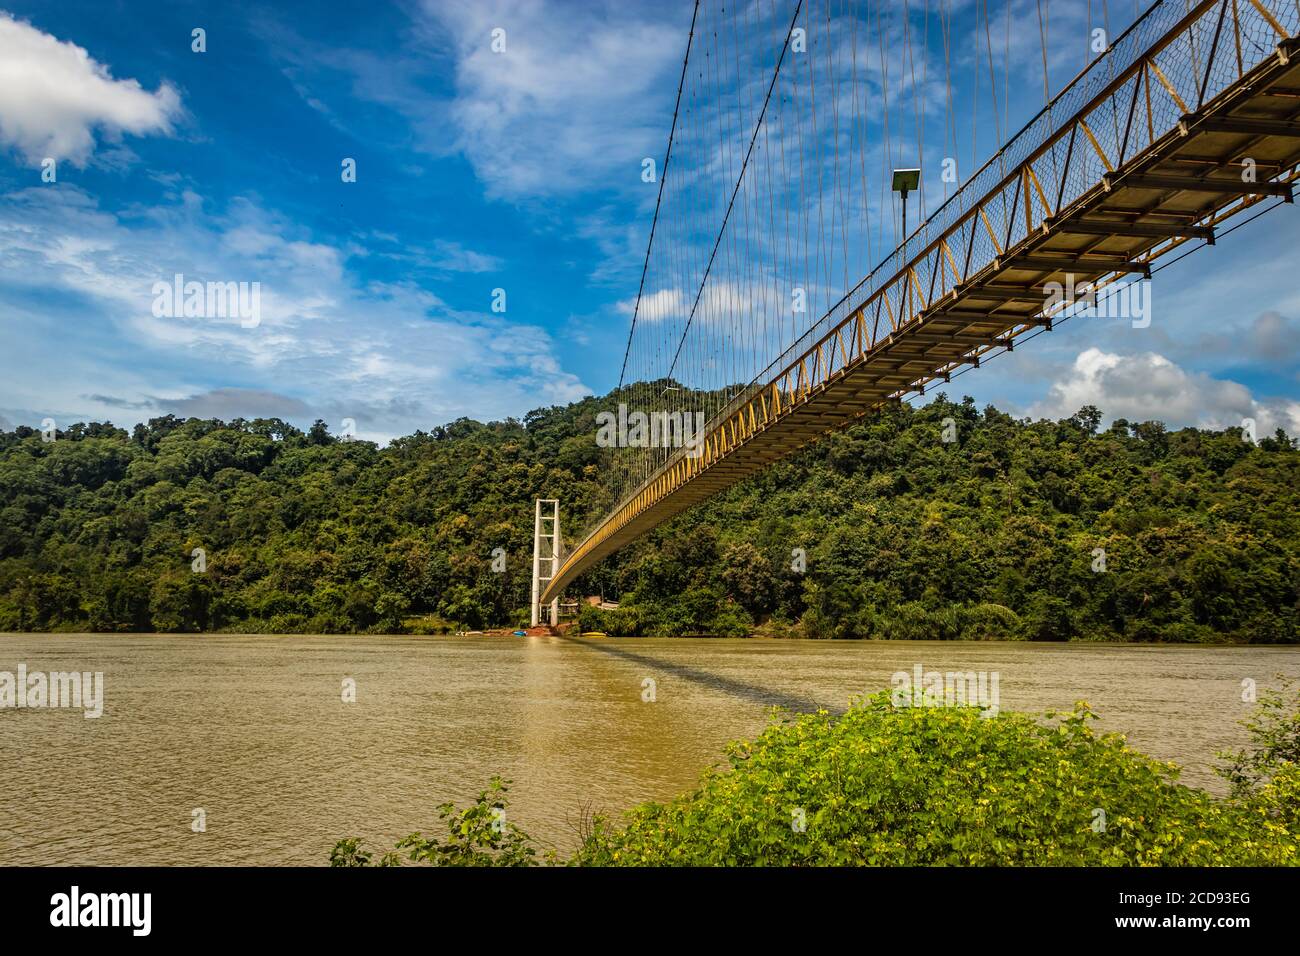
(532, 0), (1300, 622)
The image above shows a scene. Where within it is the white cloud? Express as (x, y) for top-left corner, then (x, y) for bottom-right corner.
(0, 13), (181, 166)
(616, 287), (685, 320)
(0, 186), (588, 443)
(1031, 348), (1300, 436)
(416, 0), (685, 199)
(428, 239), (503, 273)
(616, 281), (795, 325)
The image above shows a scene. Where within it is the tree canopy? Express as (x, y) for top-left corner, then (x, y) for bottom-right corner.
(1, 392), (1295, 642)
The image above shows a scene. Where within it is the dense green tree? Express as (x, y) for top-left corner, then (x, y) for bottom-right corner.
(0, 391), (1294, 641)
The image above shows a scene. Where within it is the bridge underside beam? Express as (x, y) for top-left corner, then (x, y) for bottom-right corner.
(1109, 172), (1294, 196)
(1057, 220), (1216, 239)
(1004, 254), (1152, 275)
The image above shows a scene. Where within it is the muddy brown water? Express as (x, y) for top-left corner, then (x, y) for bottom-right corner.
(0, 633), (1294, 865)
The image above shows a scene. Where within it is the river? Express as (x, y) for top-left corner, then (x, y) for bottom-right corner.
(0, 633), (1295, 865)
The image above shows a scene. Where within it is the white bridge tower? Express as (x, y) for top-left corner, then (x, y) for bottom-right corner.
(530, 499), (560, 627)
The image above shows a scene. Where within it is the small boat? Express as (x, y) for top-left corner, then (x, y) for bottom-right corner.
(512, 630), (527, 637)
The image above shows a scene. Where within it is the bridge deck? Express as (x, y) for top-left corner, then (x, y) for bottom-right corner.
(543, 7), (1300, 604)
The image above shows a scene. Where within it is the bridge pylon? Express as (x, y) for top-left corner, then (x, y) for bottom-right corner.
(530, 499), (561, 627)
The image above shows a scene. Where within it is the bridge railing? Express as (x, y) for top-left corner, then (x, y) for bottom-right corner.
(752, 0), (1292, 390)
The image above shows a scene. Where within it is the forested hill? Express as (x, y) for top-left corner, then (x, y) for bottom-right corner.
(0, 394), (1296, 642)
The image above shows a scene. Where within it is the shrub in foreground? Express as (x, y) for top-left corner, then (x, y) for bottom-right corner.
(334, 688), (1298, 866)
(575, 692), (1296, 866)
(330, 776), (536, 867)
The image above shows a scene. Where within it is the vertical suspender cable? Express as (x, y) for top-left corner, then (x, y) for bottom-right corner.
(616, 0), (700, 392)
(663, 0), (806, 387)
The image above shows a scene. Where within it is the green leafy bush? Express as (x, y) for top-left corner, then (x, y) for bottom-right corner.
(572, 692), (1298, 866)
(1219, 679), (1300, 803)
(578, 604), (643, 635)
(331, 777), (536, 867)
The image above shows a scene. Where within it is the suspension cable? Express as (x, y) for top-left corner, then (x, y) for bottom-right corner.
(663, 0), (807, 384)
(616, 0), (701, 390)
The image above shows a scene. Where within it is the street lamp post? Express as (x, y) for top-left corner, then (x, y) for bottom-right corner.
(892, 167), (921, 321)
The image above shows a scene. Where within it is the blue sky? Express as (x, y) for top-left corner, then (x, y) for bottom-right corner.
(0, 0), (1297, 444)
